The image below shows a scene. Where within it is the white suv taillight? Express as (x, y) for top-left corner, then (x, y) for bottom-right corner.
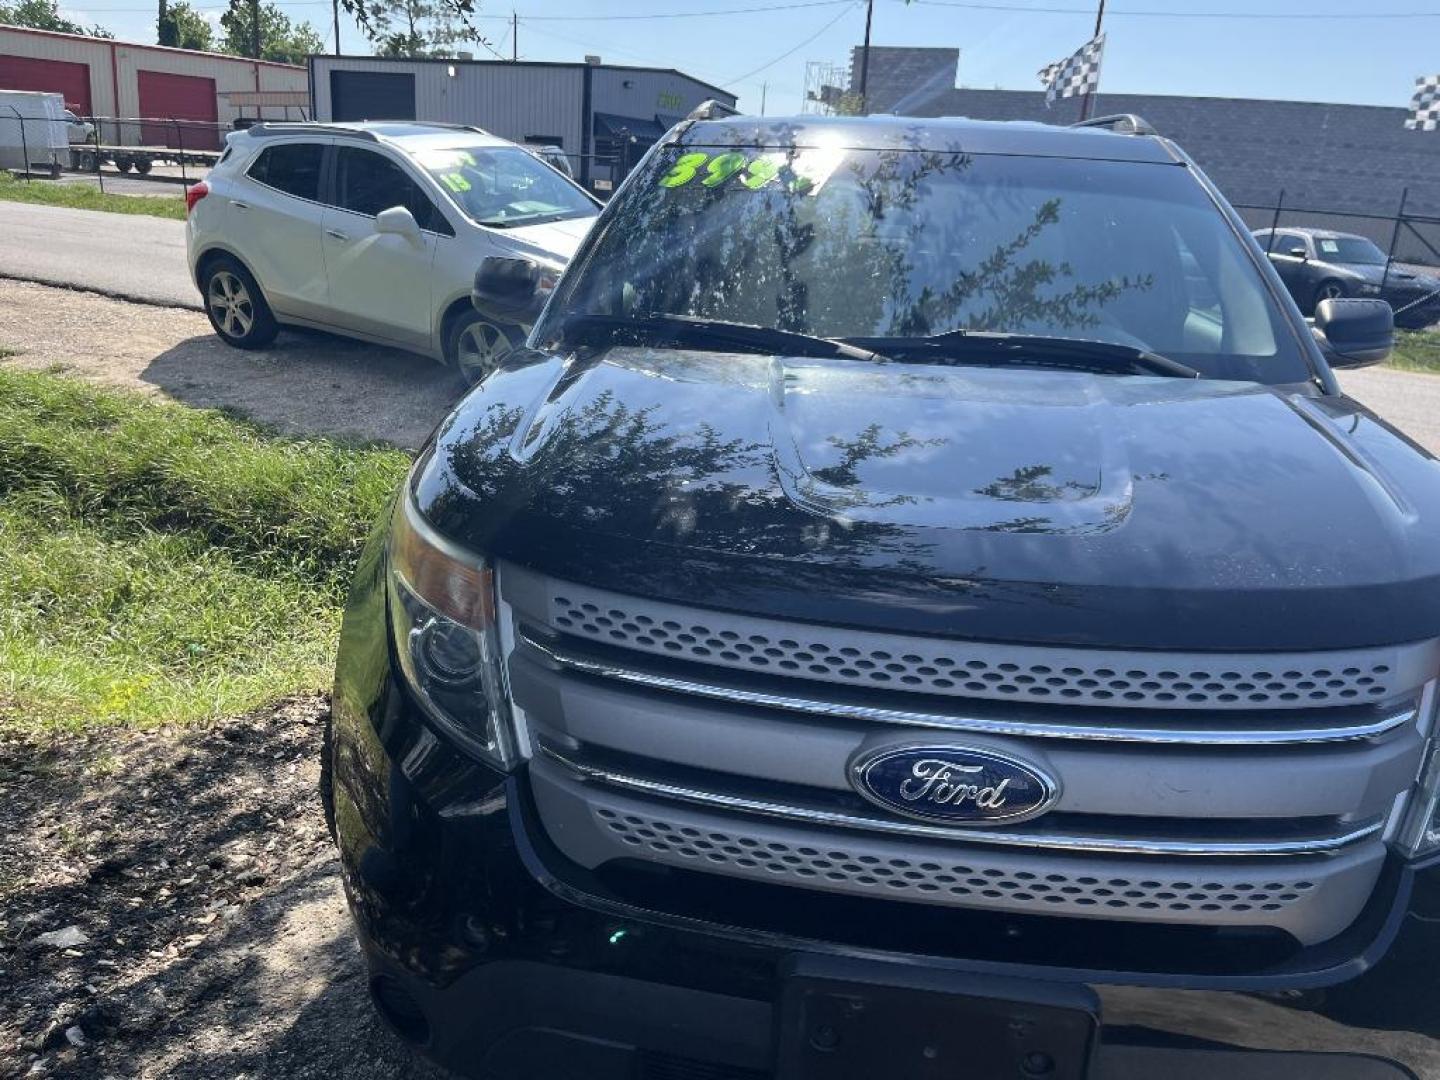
(185, 181), (209, 215)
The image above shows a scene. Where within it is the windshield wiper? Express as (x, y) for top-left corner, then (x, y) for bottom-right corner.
(847, 330), (1202, 379)
(560, 312), (888, 362)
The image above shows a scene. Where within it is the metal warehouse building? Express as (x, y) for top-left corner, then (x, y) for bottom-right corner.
(0, 25), (307, 148)
(309, 55), (736, 194)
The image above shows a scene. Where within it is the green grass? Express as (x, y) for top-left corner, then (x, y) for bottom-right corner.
(0, 368), (410, 731)
(0, 170), (186, 220)
(1388, 330), (1440, 375)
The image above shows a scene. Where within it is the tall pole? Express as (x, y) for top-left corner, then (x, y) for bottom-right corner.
(857, 0), (874, 115)
(1078, 0), (1105, 121)
(511, 11), (517, 60)
(250, 0), (261, 59)
(760, 81), (767, 116)
(332, 0), (340, 54)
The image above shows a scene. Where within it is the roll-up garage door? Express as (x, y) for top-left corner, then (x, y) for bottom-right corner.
(329, 70), (416, 121)
(137, 70), (219, 150)
(0, 56), (92, 115)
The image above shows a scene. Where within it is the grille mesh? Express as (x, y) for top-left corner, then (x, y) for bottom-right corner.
(550, 593), (1404, 710)
(596, 806), (1318, 917)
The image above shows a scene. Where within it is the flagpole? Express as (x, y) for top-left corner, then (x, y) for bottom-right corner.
(1078, 0), (1106, 121)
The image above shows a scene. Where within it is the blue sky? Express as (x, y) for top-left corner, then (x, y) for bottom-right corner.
(60, 0), (1440, 116)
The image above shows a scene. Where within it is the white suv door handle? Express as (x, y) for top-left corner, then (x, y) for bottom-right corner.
(326, 229), (350, 242)
(229, 200), (249, 210)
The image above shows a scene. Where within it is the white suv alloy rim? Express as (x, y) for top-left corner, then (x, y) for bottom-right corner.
(457, 320), (511, 379)
(209, 270), (254, 339)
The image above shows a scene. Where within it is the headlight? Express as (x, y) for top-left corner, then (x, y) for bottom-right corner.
(387, 494), (517, 769)
(1357, 283), (1382, 296)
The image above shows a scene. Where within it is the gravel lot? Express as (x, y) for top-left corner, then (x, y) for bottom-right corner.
(0, 279), (466, 452)
(0, 699), (446, 1080)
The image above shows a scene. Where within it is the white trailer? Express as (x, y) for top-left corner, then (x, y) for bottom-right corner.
(0, 88), (68, 174)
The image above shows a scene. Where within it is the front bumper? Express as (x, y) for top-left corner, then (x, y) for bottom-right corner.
(331, 684), (1440, 1079)
(329, 534), (1440, 1079)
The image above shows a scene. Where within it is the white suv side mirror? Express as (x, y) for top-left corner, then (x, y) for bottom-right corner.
(376, 205), (422, 243)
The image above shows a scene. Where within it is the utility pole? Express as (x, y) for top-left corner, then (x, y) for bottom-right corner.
(332, 0), (340, 54)
(249, 0), (261, 59)
(856, 0), (874, 115)
(511, 11), (517, 60)
(1078, 0), (1106, 121)
(760, 81), (767, 116)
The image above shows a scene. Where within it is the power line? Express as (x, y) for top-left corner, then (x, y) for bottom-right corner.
(910, 0), (1440, 18)
(511, 0), (851, 20)
(62, 0), (853, 16)
(725, 0), (860, 86)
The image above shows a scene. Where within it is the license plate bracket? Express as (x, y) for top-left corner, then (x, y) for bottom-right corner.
(775, 956), (1099, 1080)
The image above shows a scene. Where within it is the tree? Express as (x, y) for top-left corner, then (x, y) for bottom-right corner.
(219, 1), (324, 64)
(374, 0), (466, 58)
(157, 0), (213, 50)
(220, 0), (481, 55)
(0, 0), (113, 36)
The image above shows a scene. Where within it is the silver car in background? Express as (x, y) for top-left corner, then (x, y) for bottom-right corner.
(185, 121), (600, 382)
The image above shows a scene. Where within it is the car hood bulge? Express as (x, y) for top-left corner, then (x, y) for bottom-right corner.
(416, 348), (1440, 650)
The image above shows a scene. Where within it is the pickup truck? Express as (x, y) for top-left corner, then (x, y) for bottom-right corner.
(328, 110), (1438, 1079)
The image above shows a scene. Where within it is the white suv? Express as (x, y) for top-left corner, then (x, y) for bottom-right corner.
(185, 122), (600, 382)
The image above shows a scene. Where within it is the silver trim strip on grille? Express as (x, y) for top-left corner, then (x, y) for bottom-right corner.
(520, 631), (1417, 747)
(538, 746), (1385, 857)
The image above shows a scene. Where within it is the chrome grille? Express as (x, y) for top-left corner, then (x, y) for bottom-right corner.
(595, 805), (1321, 914)
(547, 587), (1434, 711)
(501, 564), (1437, 943)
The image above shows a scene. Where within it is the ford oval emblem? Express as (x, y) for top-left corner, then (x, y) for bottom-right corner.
(851, 745), (1059, 826)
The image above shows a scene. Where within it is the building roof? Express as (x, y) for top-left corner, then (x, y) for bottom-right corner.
(306, 54), (736, 104)
(0, 23), (305, 70)
(680, 114), (1180, 164)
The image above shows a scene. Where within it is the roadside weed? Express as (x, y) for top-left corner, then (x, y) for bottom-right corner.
(0, 369), (409, 731)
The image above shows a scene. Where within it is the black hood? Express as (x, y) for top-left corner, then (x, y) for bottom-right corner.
(415, 347), (1440, 651)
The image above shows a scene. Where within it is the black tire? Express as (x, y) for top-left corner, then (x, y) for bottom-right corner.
(445, 309), (523, 385)
(133, 157), (152, 175)
(201, 255), (279, 349)
(319, 707), (337, 844)
(115, 157), (133, 173)
(1313, 278), (1347, 312)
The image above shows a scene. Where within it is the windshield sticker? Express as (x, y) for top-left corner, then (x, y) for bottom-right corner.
(657, 150), (817, 194)
(1319, 239), (1339, 253)
(440, 172), (472, 193)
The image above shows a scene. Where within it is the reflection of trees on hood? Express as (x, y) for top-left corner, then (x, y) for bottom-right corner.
(424, 389), (957, 565)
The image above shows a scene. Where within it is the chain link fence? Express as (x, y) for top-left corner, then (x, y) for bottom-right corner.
(1233, 189), (1440, 330)
(3, 112), (243, 194)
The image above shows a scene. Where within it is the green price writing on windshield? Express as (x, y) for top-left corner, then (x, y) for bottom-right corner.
(656, 151), (808, 193)
(440, 172), (472, 193)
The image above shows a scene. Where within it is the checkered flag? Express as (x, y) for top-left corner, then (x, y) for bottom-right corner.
(1406, 74), (1440, 131)
(1037, 34), (1105, 109)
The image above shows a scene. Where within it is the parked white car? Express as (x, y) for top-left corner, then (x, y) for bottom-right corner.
(61, 109), (94, 145)
(185, 121), (601, 382)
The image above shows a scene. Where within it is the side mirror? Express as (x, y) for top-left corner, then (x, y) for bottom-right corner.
(473, 256), (545, 321)
(375, 205), (421, 243)
(1286, 246), (1307, 259)
(1314, 297), (1393, 369)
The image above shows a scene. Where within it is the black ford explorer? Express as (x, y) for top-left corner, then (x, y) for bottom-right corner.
(328, 112), (1440, 1080)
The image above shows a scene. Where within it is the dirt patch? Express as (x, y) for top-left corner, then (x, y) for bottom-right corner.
(0, 698), (447, 1079)
(0, 279), (465, 451)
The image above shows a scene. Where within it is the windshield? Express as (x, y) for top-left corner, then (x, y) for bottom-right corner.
(1316, 235), (1387, 266)
(413, 143), (597, 229)
(542, 145), (1311, 383)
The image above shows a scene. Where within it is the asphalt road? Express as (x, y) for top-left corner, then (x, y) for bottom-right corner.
(0, 201), (197, 309)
